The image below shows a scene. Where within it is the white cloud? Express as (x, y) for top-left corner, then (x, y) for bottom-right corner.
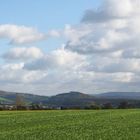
(1, 0), (140, 95)
(0, 63), (47, 84)
(65, 0), (140, 65)
(0, 24), (46, 45)
(24, 48), (87, 71)
(3, 47), (43, 60)
(61, 0), (140, 94)
(82, 0), (139, 23)
(63, 24), (92, 44)
(1, 63), (24, 70)
(47, 30), (61, 38)
(0, 24), (61, 45)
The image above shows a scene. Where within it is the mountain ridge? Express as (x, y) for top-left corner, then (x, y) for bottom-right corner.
(94, 92), (140, 100)
(0, 90), (140, 107)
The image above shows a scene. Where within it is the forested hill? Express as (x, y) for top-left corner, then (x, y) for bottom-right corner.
(0, 90), (140, 108)
(95, 92), (140, 100)
(0, 90), (48, 104)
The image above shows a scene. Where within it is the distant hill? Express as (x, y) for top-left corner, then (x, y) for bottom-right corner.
(46, 91), (94, 108)
(0, 90), (140, 108)
(0, 90), (48, 104)
(45, 91), (140, 108)
(95, 92), (140, 100)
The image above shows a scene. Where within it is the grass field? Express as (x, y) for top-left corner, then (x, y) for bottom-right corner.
(0, 109), (139, 140)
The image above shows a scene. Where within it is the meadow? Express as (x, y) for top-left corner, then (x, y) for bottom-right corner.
(0, 109), (139, 140)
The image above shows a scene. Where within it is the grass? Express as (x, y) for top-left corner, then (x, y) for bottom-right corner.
(0, 109), (139, 140)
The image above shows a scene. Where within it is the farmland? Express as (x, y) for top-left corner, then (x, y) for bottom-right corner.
(0, 110), (139, 140)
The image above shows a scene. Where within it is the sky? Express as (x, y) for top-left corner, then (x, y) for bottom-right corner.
(0, 0), (140, 95)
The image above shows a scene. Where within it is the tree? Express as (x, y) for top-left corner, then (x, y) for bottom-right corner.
(102, 103), (113, 109)
(118, 101), (129, 109)
(85, 102), (101, 110)
(15, 93), (26, 110)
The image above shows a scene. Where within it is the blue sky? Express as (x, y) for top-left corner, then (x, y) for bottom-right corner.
(0, 0), (102, 54)
(0, 0), (101, 29)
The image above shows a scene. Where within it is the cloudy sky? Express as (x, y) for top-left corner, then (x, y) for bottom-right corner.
(0, 0), (140, 95)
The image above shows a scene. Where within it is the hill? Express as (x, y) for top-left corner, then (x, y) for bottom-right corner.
(45, 91), (140, 108)
(95, 92), (140, 100)
(46, 91), (94, 108)
(0, 90), (48, 104)
(0, 90), (140, 108)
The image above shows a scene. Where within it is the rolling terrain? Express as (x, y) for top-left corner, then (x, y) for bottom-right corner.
(0, 90), (140, 108)
(95, 92), (140, 100)
(0, 90), (48, 104)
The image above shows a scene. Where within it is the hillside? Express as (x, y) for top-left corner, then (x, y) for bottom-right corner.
(0, 90), (140, 108)
(47, 91), (94, 107)
(0, 90), (48, 104)
(95, 92), (140, 100)
(45, 91), (140, 108)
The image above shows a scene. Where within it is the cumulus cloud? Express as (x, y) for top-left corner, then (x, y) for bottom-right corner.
(1, 0), (140, 95)
(0, 24), (61, 45)
(24, 48), (87, 71)
(62, 0), (140, 93)
(0, 63), (47, 84)
(3, 47), (43, 60)
(0, 24), (46, 45)
(82, 0), (139, 23)
(66, 0), (140, 59)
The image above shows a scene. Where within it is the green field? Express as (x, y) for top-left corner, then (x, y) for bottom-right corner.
(0, 110), (139, 140)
